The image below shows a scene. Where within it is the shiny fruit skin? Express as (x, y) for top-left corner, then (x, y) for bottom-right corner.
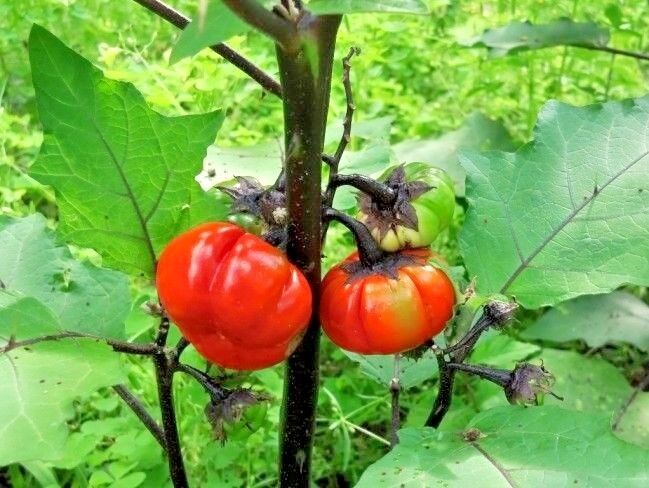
(359, 163), (455, 252)
(156, 222), (311, 370)
(320, 249), (455, 355)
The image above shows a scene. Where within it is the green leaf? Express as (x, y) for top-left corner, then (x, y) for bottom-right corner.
(460, 96), (649, 308)
(343, 350), (438, 389)
(469, 331), (540, 368)
(309, 0), (429, 15)
(20, 461), (58, 488)
(28, 25), (226, 277)
(0, 339), (123, 465)
(522, 291), (649, 351)
(0, 215), (128, 465)
(0, 294), (61, 340)
(356, 406), (649, 487)
(462, 19), (610, 57)
(393, 112), (515, 196)
(0, 214), (129, 340)
(197, 139), (283, 190)
(539, 349), (632, 413)
(614, 393), (649, 449)
(470, 347), (649, 449)
(198, 117), (392, 210)
(170, 1), (251, 63)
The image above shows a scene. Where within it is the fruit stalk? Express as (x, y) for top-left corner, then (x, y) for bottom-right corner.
(329, 173), (397, 205)
(425, 301), (518, 427)
(323, 207), (384, 267)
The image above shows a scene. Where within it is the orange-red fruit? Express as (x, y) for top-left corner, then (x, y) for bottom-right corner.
(156, 222), (312, 370)
(320, 249), (455, 355)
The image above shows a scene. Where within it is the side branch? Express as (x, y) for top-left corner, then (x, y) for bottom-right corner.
(132, 0), (282, 97)
(113, 384), (166, 448)
(1, 332), (161, 356)
(323, 47), (359, 211)
(425, 301), (518, 428)
(574, 43), (649, 62)
(153, 315), (188, 487)
(389, 354), (401, 448)
(426, 346), (455, 428)
(222, 0), (295, 50)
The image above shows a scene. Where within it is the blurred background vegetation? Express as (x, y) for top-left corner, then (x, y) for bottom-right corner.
(1, 0), (648, 486)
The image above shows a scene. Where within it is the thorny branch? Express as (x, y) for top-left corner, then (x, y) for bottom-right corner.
(425, 301), (518, 428)
(323, 47), (360, 213)
(132, 0), (282, 97)
(574, 43), (649, 62)
(113, 384), (166, 448)
(152, 314), (189, 488)
(0, 332), (161, 356)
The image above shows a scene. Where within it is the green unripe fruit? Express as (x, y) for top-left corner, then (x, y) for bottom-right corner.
(358, 163), (455, 252)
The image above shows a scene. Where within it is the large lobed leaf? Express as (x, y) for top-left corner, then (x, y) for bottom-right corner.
(460, 96), (649, 308)
(468, 344), (649, 449)
(343, 351), (438, 390)
(356, 406), (649, 487)
(0, 340), (123, 465)
(462, 19), (609, 57)
(0, 215), (128, 465)
(538, 350), (649, 448)
(522, 291), (649, 351)
(0, 214), (129, 339)
(29, 25), (226, 277)
(393, 112), (514, 196)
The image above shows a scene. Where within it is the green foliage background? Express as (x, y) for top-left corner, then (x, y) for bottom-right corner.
(1, 0), (648, 486)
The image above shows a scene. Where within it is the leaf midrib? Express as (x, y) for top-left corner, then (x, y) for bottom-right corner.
(500, 148), (649, 293)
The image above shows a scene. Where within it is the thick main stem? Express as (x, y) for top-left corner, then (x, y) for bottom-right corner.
(154, 353), (187, 487)
(153, 317), (188, 488)
(276, 13), (341, 487)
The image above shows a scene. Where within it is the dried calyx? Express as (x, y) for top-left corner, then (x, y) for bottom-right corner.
(358, 165), (432, 239)
(482, 300), (519, 328)
(218, 176), (288, 227)
(205, 389), (267, 443)
(448, 361), (562, 406)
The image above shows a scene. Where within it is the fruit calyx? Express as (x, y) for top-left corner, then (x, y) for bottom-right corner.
(341, 249), (429, 282)
(358, 165), (432, 239)
(219, 176), (287, 227)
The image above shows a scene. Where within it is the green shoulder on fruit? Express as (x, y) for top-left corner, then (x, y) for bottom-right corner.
(358, 163), (455, 252)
